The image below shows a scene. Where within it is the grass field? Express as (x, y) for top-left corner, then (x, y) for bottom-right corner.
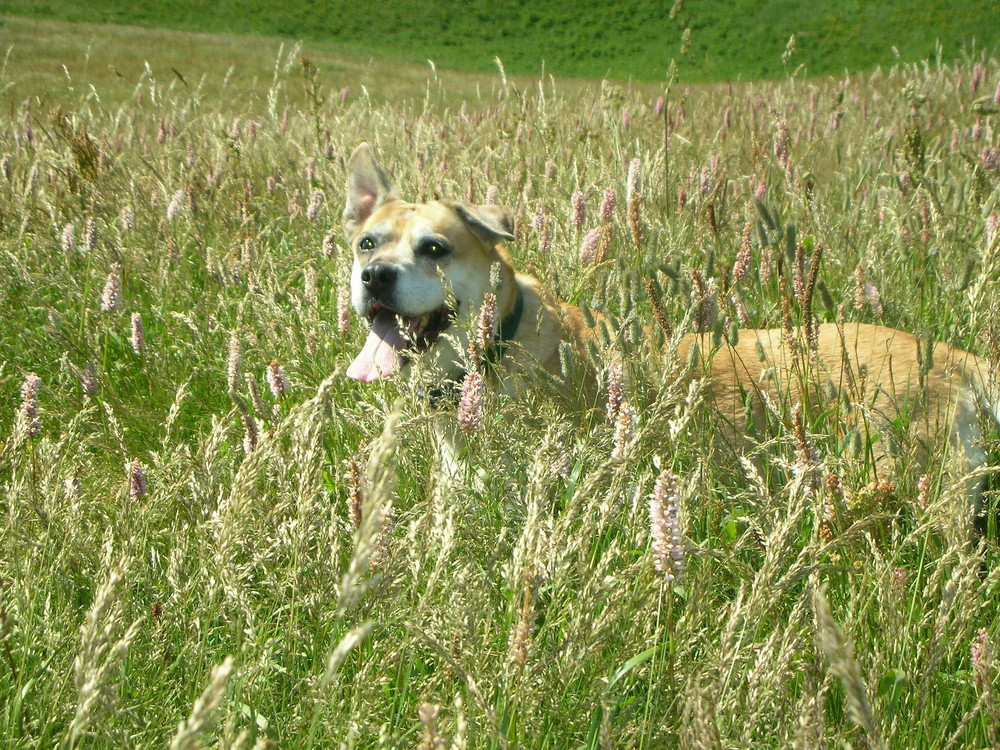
(2, 17), (1000, 749)
(3, 0), (999, 81)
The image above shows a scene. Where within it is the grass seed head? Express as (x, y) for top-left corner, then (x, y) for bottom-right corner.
(733, 221), (753, 284)
(322, 226), (338, 257)
(813, 587), (881, 744)
(337, 286), (351, 334)
(119, 205), (134, 231)
(982, 146), (998, 172)
(579, 226), (602, 265)
(245, 372), (267, 418)
(477, 292), (498, 358)
(605, 361), (624, 423)
(612, 400), (635, 460)
(509, 582), (537, 672)
(227, 331), (242, 392)
(418, 703), (446, 750)
(792, 403), (822, 493)
(345, 454), (365, 530)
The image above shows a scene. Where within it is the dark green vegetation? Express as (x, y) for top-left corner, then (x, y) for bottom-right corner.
(3, 0), (999, 81)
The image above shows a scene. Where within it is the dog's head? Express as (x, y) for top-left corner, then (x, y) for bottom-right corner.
(342, 143), (516, 382)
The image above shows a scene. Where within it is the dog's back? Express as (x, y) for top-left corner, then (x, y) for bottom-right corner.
(677, 322), (997, 493)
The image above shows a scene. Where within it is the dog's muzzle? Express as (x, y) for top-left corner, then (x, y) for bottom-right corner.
(346, 261), (454, 383)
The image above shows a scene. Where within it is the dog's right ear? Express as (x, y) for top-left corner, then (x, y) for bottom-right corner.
(343, 143), (400, 238)
(453, 203), (516, 244)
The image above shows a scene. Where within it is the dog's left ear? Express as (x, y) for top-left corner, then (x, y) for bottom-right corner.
(343, 143), (400, 238)
(454, 203), (516, 244)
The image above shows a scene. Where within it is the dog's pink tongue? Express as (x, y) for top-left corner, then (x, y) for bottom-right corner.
(347, 308), (406, 382)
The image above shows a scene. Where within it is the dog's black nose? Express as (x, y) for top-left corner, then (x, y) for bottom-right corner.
(360, 262), (397, 295)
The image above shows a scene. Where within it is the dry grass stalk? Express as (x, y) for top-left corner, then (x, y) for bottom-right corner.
(169, 656), (235, 750)
(812, 587), (883, 748)
(338, 408), (400, 613)
(68, 556), (143, 746)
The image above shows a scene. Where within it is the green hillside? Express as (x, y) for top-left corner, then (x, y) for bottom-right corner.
(3, 0), (998, 81)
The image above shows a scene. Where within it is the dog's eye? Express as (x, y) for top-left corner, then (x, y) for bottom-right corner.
(419, 240), (451, 259)
(358, 236), (376, 252)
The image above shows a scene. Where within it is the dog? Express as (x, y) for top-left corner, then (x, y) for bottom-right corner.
(342, 142), (1000, 514)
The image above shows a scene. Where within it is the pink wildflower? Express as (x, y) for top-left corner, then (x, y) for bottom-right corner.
(101, 264), (122, 312)
(166, 189), (185, 222)
(457, 370), (485, 434)
(570, 190), (586, 228)
(127, 459), (148, 498)
(649, 469), (685, 582)
(599, 188), (616, 222)
(972, 628), (992, 691)
(266, 360), (291, 398)
(61, 223), (75, 253)
(306, 189), (324, 222)
(579, 227), (602, 265)
(337, 287), (351, 334)
(130, 313), (145, 354)
(17, 373), (41, 438)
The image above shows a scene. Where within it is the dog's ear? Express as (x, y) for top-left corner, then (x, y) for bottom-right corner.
(343, 143), (400, 238)
(454, 203), (516, 244)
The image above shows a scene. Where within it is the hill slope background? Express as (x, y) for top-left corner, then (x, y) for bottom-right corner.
(3, 0), (998, 81)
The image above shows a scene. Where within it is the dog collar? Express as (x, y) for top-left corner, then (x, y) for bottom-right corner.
(489, 282), (524, 364)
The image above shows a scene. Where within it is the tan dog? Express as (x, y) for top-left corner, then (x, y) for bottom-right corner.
(343, 143), (999, 513)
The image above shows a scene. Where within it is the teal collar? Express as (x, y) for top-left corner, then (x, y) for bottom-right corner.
(489, 282), (524, 364)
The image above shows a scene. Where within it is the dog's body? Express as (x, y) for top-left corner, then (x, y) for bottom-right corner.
(343, 143), (999, 510)
(676, 324), (997, 477)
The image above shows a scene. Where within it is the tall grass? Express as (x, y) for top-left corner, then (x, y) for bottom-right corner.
(1, 37), (999, 748)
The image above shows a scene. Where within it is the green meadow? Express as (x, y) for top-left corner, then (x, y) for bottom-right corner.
(2, 0), (999, 81)
(1, 13), (1000, 749)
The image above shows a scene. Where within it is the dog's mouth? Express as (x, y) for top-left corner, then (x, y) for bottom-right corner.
(346, 304), (454, 382)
